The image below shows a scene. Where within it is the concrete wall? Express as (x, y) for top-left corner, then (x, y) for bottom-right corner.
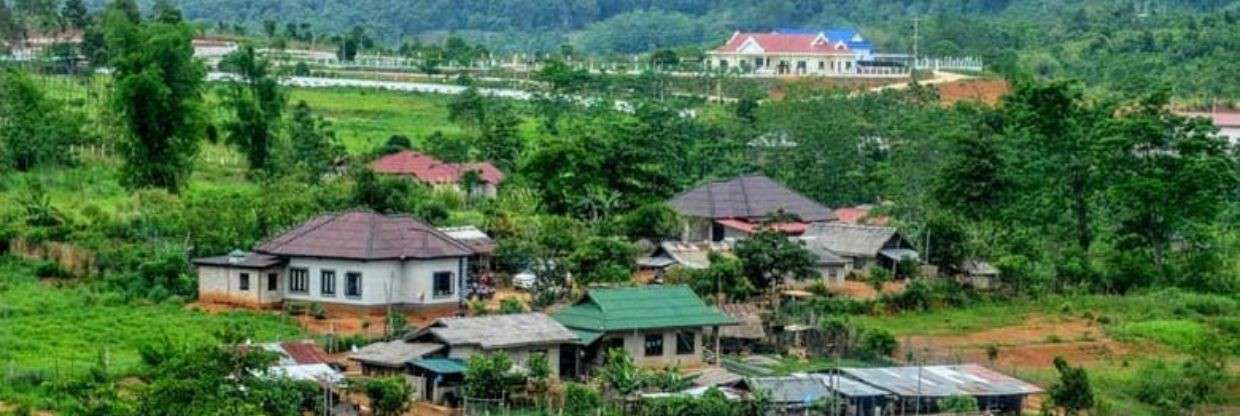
(709, 53), (859, 75)
(599, 328), (705, 368)
(197, 265), (283, 307)
(283, 256), (466, 307)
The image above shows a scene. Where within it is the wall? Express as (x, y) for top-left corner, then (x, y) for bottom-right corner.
(599, 328), (705, 368)
(709, 53), (859, 75)
(284, 256), (466, 307)
(197, 265), (283, 307)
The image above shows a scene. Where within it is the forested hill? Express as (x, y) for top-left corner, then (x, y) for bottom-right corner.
(72, 0), (1240, 100)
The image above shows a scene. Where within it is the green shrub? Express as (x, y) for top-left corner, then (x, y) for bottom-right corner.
(563, 382), (602, 416)
(33, 260), (71, 279)
(938, 395), (979, 412)
(859, 328), (898, 359)
(1114, 320), (1209, 351)
(309, 302), (327, 320)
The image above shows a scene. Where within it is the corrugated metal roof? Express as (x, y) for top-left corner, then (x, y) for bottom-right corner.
(416, 313), (578, 349)
(840, 365), (1043, 397)
(809, 374), (890, 397)
(348, 341), (442, 367)
(746, 376), (832, 405)
(413, 358), (467, 374)
(801, 223), (903, 257)
(552, 286), (736, 332)
(718, 303), (766, 340)
(192, 251), (285, 269)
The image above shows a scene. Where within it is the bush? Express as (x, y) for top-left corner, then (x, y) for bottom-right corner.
(938, 395), (979, 412)
(33, 260), (71, 279)
(858, 328), (897, 359)
(309, 302), (327, 320)
(563, 383), (602, 416)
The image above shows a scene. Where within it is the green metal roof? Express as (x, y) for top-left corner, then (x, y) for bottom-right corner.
(571, 328), (604, 345)
(552, 285), (736, 333)
(413, 357), (467, 374)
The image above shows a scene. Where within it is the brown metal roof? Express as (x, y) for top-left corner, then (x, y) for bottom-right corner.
(669, 175), (836, 222)
(255, 211), (473, 260)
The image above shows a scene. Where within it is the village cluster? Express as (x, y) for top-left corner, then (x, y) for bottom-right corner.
(192, 149), (1030, 415)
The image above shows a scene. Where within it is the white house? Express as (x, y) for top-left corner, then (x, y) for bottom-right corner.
(194, 211), (475, 310)
(707, 31), (861, 76)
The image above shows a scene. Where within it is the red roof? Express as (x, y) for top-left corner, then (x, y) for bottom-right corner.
(1180, 111), (1240, 128)
(715, 218), (810, 235)
(370, 150), (504, 185)
(834, 207), (890, 226)
(279, 342), (333, 365)
(714, 32), (852, 55)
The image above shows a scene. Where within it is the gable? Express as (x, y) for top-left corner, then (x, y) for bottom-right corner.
(739, 37), (765, 54)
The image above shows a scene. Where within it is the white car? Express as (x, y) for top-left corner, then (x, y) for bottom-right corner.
(512, 271), (537, 290)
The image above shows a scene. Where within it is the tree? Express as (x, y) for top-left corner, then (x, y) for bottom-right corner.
(732, 228), (817, 292)
(562, 383), (602, 416)
(616, 202), (681, 241)
(447, 85), (487, 130)
(60, 0), (88, 31)
(474, 102), (523, 170)
(361, 377), (412, 416)
(567, 236), (637, 285)
(866, 267), (892, 294)
(1099, 90), (1236, 286)
(284, 100), (342, 182)
(151, 0), (182, 24)
(351, 169), (412, 214)
(463, 352), (524, 400)
(858, 328), (897, 359)
(0, 69), (82, 171)
(105, 3), (206, 192)
(933, 130), (1009, 221)
(104, 0), (139, 24)
(1048, 356), (1094, 415)
(262, 19), (276, 38)
(220, 44), (285, 176)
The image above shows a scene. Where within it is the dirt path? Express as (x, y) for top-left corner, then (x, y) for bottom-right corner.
(871, 70), (973, 92)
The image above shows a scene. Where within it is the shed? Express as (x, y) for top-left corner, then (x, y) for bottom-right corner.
(348, 340), (443, 376)
(840, 364), (1042, 415)
(800, 223), (918, 273)
(959, 260), (1000, 290)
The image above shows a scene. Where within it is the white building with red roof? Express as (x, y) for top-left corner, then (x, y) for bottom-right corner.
(707, 31), (861, 76)
(370, 150), (505, 197)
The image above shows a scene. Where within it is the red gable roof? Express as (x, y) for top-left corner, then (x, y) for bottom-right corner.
(279, 341), (333, 365)
(715, 32), (852, 55)
(370, 150), (505, 185)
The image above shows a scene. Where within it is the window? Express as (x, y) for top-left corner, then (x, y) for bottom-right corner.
(432, 272), (453, 298)
(239, 273), (250, 291)
(676, 331), (695, 355)
(320, 270), (336, 296)
(346, 272), (362, 298)
(644, 334), (664, 357)
(718, 60), (728, 69)
(289, 268), (309, 293)
(267, 273), (278, 291)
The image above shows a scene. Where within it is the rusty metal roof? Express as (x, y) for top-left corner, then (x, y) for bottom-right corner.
(840, 364), (1043, 397)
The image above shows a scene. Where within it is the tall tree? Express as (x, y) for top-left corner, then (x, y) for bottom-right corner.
(732, 227), (817, 293)
(151, 0), (183, 24)
(284, 100), (341, 182)
(474, 102), (523, 169)
(0, 69), (82, 170)
(105, 0), (206, 192)
(1000, 79), (1105, 253)
(1048, 357), (1094, 416)
(1099, 90), (1237, 287)
(220, 44), (284, 176)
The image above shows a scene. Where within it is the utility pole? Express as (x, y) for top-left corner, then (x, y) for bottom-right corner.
(912, 16), (920, 74)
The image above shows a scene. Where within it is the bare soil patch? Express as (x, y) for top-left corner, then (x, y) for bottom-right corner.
(935, 78), (1010, 106)
(828, 280), (907, 300)
(899, 315), (1132, 370)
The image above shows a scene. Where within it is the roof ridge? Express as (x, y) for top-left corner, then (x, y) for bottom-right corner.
(256, 212), (337, 252)
(738, 176), (753, 217)
(366, 213), (378, 258)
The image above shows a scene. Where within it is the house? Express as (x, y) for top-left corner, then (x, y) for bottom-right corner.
(669, 174), (836, 242)
(839, 364), (1042, 415)
(1180, 110), (1240, 146)
(370, 150), (505, 197)
(437, 226), (497, 291)
(348, 340), (444, 376)
(193, 211), (477, 311)
(739, 374), (888, 415)
(256, 341), (345, 384)
(636, 241), (732, 272)
(958, 259), (1000, 290)
(798, 223), (918, 275)
(551, 286), (736, 373)
(774, 28), (875, 60)
(707, 31), (861, 76)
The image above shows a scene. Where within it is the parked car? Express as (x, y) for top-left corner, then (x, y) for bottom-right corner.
(512, 271), (536, 290)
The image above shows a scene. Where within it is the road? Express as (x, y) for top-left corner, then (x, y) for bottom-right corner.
(870, 70), (973, 92)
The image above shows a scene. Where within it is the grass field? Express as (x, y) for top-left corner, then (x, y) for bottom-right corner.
(0, 257), (305, 376)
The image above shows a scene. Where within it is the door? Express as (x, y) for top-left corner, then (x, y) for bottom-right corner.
(558, 345), (578, 379)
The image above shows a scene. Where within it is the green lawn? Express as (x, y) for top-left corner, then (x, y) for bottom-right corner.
(0, 257), (304, 377)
